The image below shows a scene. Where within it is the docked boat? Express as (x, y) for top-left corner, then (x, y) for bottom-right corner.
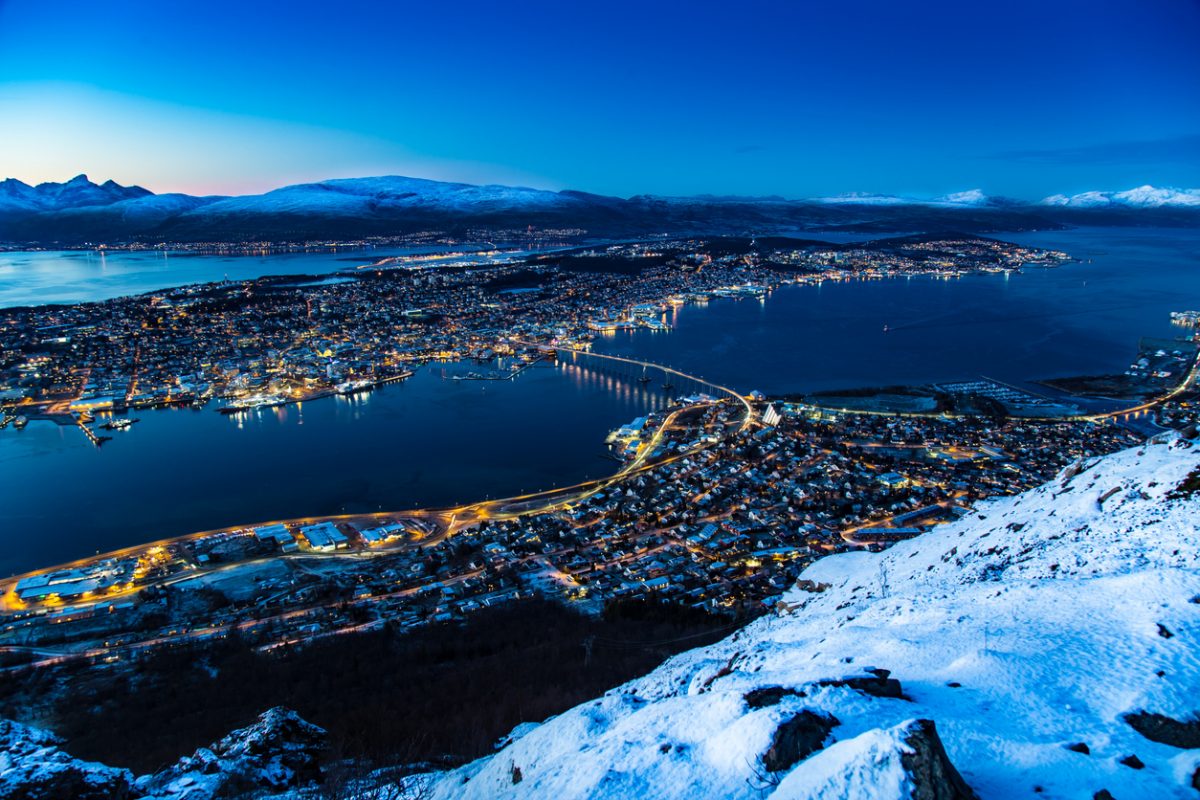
(13, 415), (28, 429)
(218, 394), (286, 414)
(101, 417), (138, 430)
(336, 379), (375, 395)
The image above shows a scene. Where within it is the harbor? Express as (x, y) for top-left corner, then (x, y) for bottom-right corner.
(3, 226), (1199, 573)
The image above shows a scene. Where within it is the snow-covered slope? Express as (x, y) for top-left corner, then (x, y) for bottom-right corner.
(54, 192), (226, 224)
(180, 175), (580, 219)
(813, 189), (1000, 207)
(0, 718), (135, 799)
(0, 707), (326, 800)
(6, 173), (1199, 244)
(1040, 185), (1200, 209)
(2, 438), (1199, 799)
(421, 436), (1200, 800)
(0, 174), (152, 212)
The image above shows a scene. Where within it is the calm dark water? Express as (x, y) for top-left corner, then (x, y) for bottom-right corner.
(1, 226), (1197, 573)
(0, 363), (665, 574)
(0, 244), (543, 308)
(592, 227), (1200, 395)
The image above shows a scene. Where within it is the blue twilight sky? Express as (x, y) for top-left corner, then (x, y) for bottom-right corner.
(0, 0), (1198, 199)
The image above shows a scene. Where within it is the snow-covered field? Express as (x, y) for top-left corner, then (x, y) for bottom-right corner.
(423, 436), (1200, 799)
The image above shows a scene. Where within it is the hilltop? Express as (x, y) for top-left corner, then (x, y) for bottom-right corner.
(419, 435), (1200, 799)
(2, 436), (1199, 798)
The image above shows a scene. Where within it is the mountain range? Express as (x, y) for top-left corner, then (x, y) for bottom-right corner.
(3, 435), (1199, 799)
(2, 174), (1199, 245)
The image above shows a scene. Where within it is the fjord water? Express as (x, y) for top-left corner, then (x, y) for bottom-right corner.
(0, 363), (666, 575)
(1, 227), (1197, 574)
(0, 244), (538, 308)
(592, 227), (1200, 395)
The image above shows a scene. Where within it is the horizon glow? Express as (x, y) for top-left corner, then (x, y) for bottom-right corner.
(1, 0), (1198, 199)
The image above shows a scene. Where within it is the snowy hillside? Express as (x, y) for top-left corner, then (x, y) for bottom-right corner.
(813, 189), (999, 207)
(420, 436), (1200, 800)
(1040, 185), (1200, 208)
(5, 173), (1199, 243)
(2, 437), (1199, 799)
(181, 175), (581, 219)
(0, 174), (151, 212)
(0, 707), (326, 800)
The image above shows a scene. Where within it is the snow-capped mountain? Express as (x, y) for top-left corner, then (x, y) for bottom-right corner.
(814, 189), (1000, 207)
(414, 435), (1200, 800)
(3, 174), (1199, 244)
(936, 189), (992, 206)
(185, 175), (580, 218)
(1040, 185), (1200, 209)
(0, 174), (153, 213)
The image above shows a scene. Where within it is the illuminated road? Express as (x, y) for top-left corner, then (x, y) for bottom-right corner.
(538, 342), (757, 432)
(786, 347), (1199, 426)
(0, 346), (755, 621)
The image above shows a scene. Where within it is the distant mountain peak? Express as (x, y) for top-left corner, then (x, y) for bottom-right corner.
(1040, 184), (1200, 208)
(814, 189), (997, 207)
(936, 188), (988, 205)
(2, 172), (1199, 245)
(0, 175), (153, 215)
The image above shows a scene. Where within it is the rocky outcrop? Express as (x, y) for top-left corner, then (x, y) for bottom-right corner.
(415, 439), (1200, 799)
(0, 708), (326, 800)
(900, 720), (977, 800)
(0, 719), (135, 800)
(818, 668), (908, 701)
(136, 707), (327, 799)
(743, 686), (806, 710)
(1123, 710), (1200, 749)
(7, 440), (1200, 799)
(761, 711), (840, 772)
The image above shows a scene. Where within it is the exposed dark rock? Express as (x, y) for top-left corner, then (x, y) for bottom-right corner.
(1118, 754), (1145, 770)
(0, 719), (135, 800)
(1157, 624), (1174, 639)
(1065, 742), (1091, 755)
(1093, 791), (1115, 800)
(744, 686), (806, 709)
(819, 668), (909, 700)
(1123, 710), (1200, 749)
(136, 706), (327, 798)
(0, 764), (135, 800)
(900, 719), (978, 800)
(762, 710), (840, 773)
